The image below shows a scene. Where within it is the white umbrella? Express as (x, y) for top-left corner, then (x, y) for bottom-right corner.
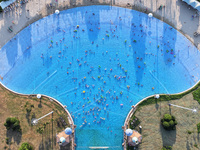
(155, 94), (160, 99)
(60, 137), (66, 143)
(55, 10), (60, 15)
(37, 94), (41, 99)
(132, 137), (139, 144)
(125, 129), (133, 136)
(148, 13), (153, 18)
(65, 127), (72, 135)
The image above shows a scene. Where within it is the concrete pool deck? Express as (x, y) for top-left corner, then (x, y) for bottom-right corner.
(0, 0), (200, 49)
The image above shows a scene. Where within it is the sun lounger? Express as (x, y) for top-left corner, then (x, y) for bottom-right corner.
(194, 32), (200, 37)
(8, 26), (13, 32)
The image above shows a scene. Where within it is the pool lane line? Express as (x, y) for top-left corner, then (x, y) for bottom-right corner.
(32, 70), (57, 94)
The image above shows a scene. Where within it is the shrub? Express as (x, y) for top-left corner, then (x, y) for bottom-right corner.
(5, 137), (9, 144)
(174, 120), (177, 125)
(161, 146), (172, 150)
(171, 115), (175, 121)
(161, 114), (177, 130)
(197, 123), (200, 133)
(169, 120), (174, 126)
(19, 143), (33, 150)
(4, 117), (21, 132)
(193, 88), (200, 104)
(164, 114), (172, 122)
(26, 108), (32, 113)
(129, 116), (140, 129)
(163, 121), (170, 129)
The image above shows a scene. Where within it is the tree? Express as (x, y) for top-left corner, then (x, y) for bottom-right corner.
(163, 114), (172, 122)
(161, 114), (177, 130)
(197, 123), (200, 133)
(161, 146), (172, 150)
(4, 117), (21, 132)
(19, 143), (33, 150)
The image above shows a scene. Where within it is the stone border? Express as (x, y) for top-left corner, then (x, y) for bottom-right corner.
(122, 79), (200, 149)
(0, 82), (76, 150)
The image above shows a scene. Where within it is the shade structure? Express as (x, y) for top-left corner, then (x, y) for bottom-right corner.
(60, 137), (66, 143)
(65, 127), (72, 135)
(128, 130), (142, 146)
(125, 129), (133, 136)
(182, 0), (200, 11)
(55, 10), (60, 15)
(37, 94), (41, 99)
(155, 94), (160, 99)
(56, 130), (70, 146)
(0, 0), (15, 9)
(132, 137), (139, 144)
(148, 13), (153, 18)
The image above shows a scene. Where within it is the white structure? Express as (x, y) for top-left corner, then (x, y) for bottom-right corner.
(125, 129), (133, 136)
(0, 0), (15, 9)
(31, 111), (54, 125)
(169, 104), (198, 113)
(55, 10), (60, 15)
(132, 137), (139, 145)
(148, 13), (153, 18)
(65, 127), (72, 135)
(59, 137), (66, 145)
(182, 0), (200, 11)
(37, 94), (41, 99)
(128, 130), (142, 146)
(155, 94), (160, 99)
(57, 127), (72, 146)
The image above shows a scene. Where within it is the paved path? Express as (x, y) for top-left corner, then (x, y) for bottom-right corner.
(0, 0), (200, 49)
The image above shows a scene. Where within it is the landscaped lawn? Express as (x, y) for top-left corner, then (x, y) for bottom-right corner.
(0, 85), (71, 150)
(129, 92), (200, 150)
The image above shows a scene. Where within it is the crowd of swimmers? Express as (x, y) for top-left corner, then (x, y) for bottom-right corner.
(37, 12), (181, 132)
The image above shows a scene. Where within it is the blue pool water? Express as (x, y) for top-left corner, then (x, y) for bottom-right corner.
(1, 5), (200, 149)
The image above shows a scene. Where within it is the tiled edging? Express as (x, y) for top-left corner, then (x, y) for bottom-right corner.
(0, 82), (76, 150)
(122, 80), (200, 149)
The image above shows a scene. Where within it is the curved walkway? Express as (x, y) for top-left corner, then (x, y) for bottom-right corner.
(0, 0), (200, 49)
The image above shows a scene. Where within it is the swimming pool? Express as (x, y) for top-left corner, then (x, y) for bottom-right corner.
(0, 5), (200, 149)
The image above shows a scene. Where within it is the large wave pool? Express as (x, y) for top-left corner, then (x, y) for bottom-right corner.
(1, 5), (200, 149)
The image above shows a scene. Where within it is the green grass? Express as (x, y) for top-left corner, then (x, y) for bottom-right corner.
(187, 130), (192, 134)
(197, 123), (200, 133)
(129, 116), (140, 129)
(192, 88), (200, 104)
(137, 82), (200, 108)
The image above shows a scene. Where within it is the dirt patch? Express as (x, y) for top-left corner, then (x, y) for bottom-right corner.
(0, 85), (71, 150)
(131, 93), (200, 150)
